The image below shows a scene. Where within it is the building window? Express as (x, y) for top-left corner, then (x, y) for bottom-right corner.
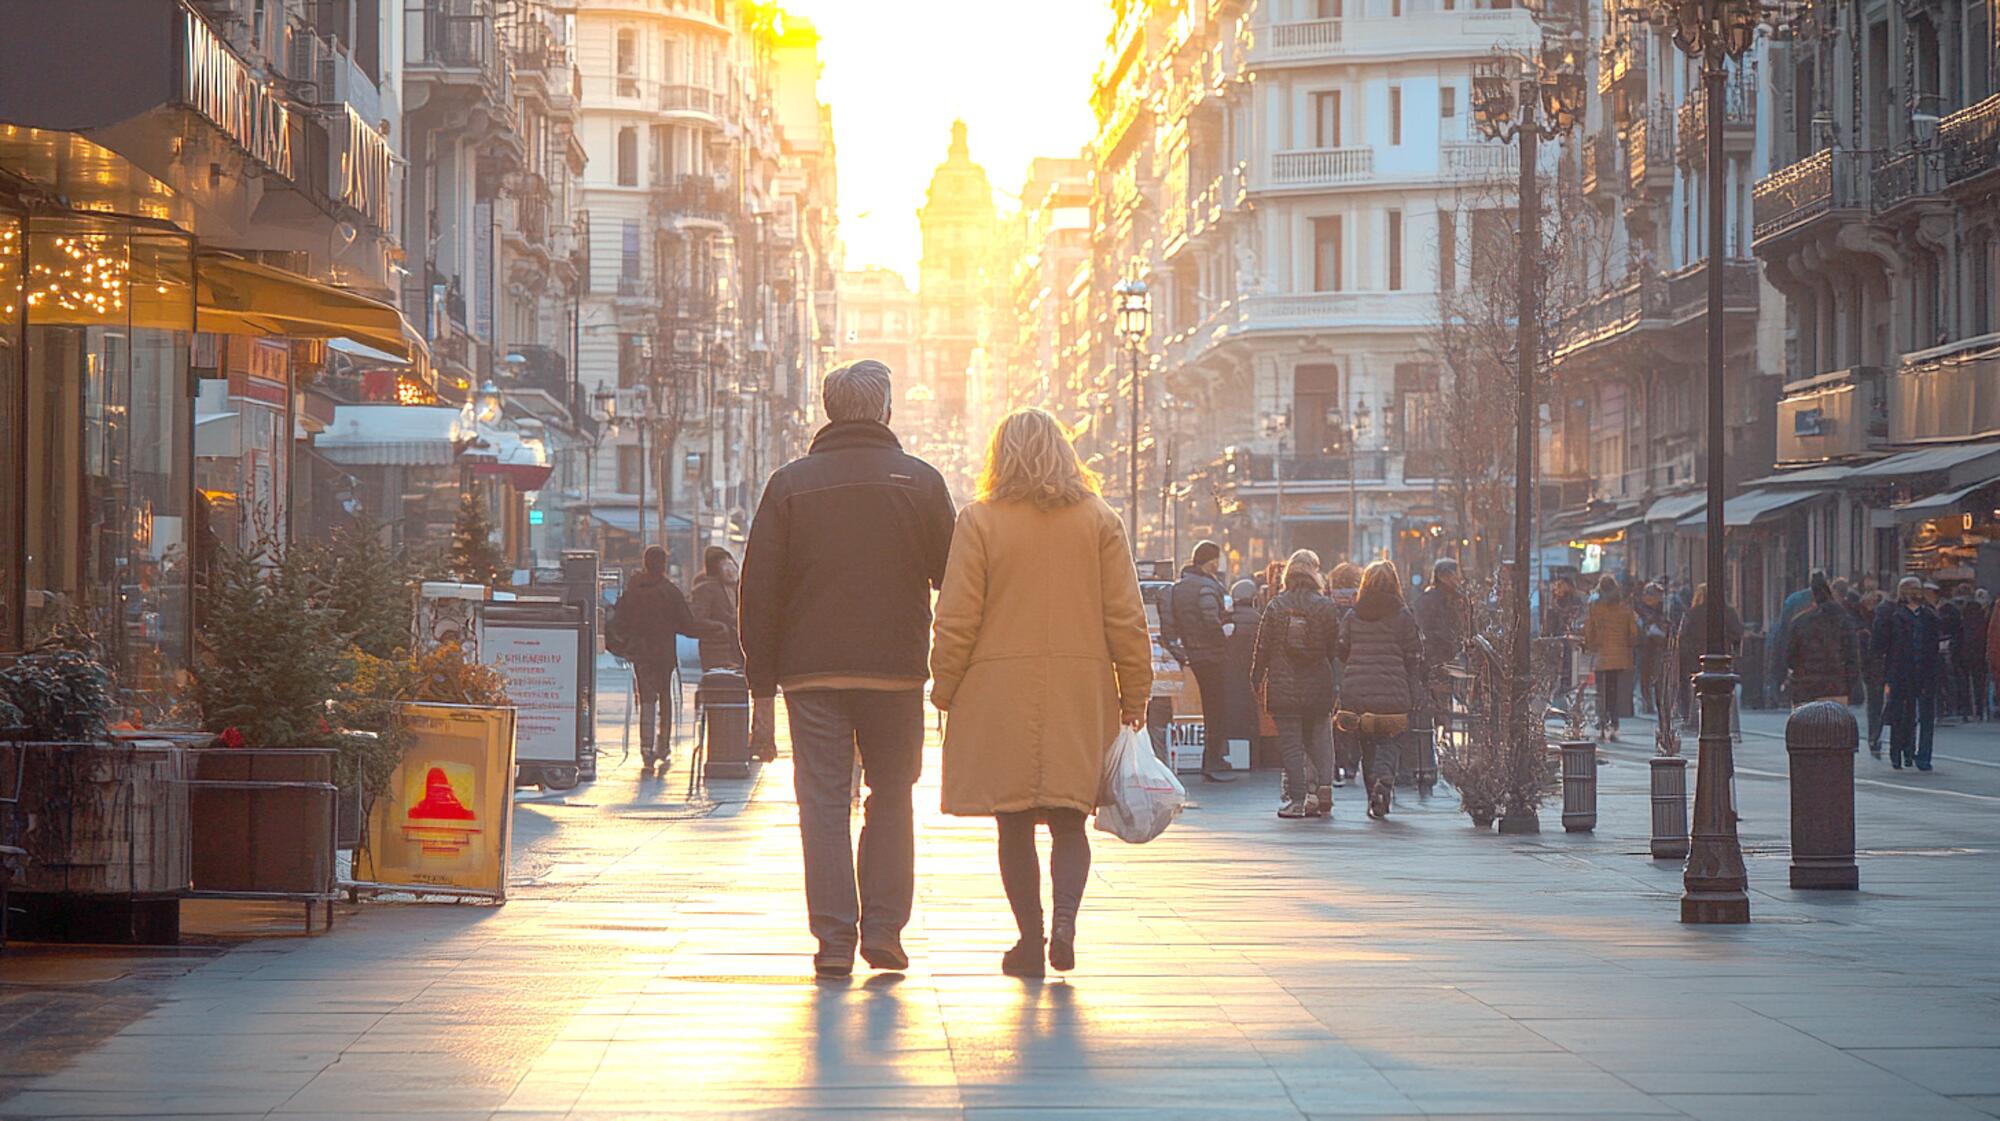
(1386, 209), (1403, 291)
(1390, 0), (1402, 15)
(617, 445), (644, 494)
(618, 333), (647, 388)
(616, 127), (638, 187)
(1440, 86), (1457, 118)
(1313, 91), (1342, 148)
(620, 220), (641, 294)
(1317, 0), (1342, 16)
(1389, 86), (1403, 145)
(1313, 217), (1343, 292)
(616, 28), (637, 97)
(1437, 210), (1457, 292)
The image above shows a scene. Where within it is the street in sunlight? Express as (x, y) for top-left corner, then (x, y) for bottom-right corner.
(3, 659), (2000, 1120)
(4, 0), (2000, 1118)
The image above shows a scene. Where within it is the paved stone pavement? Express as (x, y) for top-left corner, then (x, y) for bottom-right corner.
(3, 658), (1999, 1120)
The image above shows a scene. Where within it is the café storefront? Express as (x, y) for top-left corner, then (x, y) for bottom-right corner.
(0, 2), (410, 723)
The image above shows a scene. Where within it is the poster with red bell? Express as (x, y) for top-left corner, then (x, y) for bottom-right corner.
(355, 702), (517, 899)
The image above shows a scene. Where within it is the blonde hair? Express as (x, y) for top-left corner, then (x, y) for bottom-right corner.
(977, 408), (1101, 510)
(1359, 559), (1404, 603)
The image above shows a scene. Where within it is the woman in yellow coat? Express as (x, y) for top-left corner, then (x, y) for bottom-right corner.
(932, 408), (1152, 978)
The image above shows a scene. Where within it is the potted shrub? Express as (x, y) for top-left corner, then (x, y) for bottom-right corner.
(186, 541), (350, 904)
(1, 645), (192, 943)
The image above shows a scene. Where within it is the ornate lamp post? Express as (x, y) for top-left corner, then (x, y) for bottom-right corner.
(1471, 37), (1586, 835)
(1262, 409), (1291, 560)
(1116, 279), (1152, 546)
(1624, 0), (1767, 924)
(1324, 395), (1372, 562)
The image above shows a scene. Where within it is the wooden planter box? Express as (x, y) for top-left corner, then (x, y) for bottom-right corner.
(8, 740), (191, 944)
(187, 747), (340, 930)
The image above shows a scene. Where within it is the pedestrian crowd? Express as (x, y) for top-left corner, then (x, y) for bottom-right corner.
(603, 356), (1998, 983)
(1538, 567), (1995, 774)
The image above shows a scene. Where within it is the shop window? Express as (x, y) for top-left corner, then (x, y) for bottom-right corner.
(0, 212), (18, 649)
(15, 216), (193, 724)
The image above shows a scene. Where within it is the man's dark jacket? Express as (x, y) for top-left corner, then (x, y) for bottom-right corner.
(609, 572), (702, 664)
(738, 421), (955, 697)
(1873, 600), (1943, 696)
(1785, 599), (1858, 701)
(1414, 582), (1467, 671)
(1165, 566), (1230, 665)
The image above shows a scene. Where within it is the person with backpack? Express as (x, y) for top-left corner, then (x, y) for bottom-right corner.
(1160, 540), (1235, 782)
(1334, 560), (1425, 820)
(1325, 561), (1364, 786)
(1251, 550), (1342, 819)
(605, 545), (710, 776)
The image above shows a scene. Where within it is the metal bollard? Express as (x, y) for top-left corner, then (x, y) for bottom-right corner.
(1650, 755), (1689, 859)
(1786, 701), (1859, 890)
(1560, 739), (1597, 832)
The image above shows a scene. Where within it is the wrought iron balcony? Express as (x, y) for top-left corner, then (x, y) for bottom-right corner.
(1871, 147), (1945, 210)
(1625, 113), (1675, 192)
(1941, 93), (2000, 185)
(1776, 366), (1887, 464)
(1752, 149), (1873, 244)
(408, 0), (497, 75)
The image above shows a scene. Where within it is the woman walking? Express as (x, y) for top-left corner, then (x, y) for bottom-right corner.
(1250, 550), (1342, 819)
(690, 546), (743, 671)
(1582, 574), (1639, 741)
(1326, 561), (1364, 786)
(1334, 560), (1425, 820)
(932, 408), (1151, 978)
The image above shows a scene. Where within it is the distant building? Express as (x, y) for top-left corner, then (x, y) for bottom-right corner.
(916, 121), (1000, 425)
(837, 267), (919, 387)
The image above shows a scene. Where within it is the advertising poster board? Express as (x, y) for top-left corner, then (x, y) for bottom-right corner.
(482, 621), (582, 766)
(1166, 715), (1249, 774)
(353, 703), (516, 898)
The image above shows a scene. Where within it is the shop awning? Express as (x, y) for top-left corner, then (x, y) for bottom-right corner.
(196, 252), (423, 362)
(1572, 516), (1641, 543)
(1888, 482), (1999, 524)
(315, 405), (464, 467)
(463, 429), (553, 491)
(586, 508), (695, 535)
(194, 411), (240, 458)
(327, 336), (411, 367)
(1849, 439), (2000, 487)
(1645, 492), (1707, 523)
(1676, 488), (1831, 529)
(1741, 462), (1864, 488)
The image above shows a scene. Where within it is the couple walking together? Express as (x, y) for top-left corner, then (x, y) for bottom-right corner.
(737, 360), (1151, 980)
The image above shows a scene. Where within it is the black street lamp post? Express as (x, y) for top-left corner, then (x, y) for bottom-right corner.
(1116, 279), (1151, 547)
(1627, 0), (1767, 925)
(1472, 37), (1585, 835)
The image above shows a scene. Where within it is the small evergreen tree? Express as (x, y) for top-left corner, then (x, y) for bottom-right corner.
(194, 540), (350, 748)
(446, 487), (507, 589)
(320, 522), (415, 659)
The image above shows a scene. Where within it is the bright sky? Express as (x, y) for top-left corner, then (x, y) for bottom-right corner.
(783, 0), (1107, 280)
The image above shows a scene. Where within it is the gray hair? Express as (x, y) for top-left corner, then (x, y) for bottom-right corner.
(823, 360), (892, 423)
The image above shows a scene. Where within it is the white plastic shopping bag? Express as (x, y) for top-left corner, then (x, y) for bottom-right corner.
(1094, 725), (1187, 844)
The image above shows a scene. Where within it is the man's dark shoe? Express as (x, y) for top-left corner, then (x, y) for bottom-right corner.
(813, 952), (854, 980)
(1001, 938), (1045, 978)
(859, 938), (909, 972)
(1202, 769), (1237, 783)
(1917, 763), (1934, 772)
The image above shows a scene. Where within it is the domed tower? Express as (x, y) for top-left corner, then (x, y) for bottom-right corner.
(916, 121), (999, 423)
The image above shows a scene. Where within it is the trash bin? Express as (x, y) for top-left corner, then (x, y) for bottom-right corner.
(698, 670), (752, 779)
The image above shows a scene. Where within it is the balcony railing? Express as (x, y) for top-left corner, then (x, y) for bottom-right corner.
(1626, 111), (1675, 190)
(1598, 27), (1647, 94)
(409, 0), (495, 72)
(1238, 291), (1433, 330)
(653, 174), (739, 224)
(1776, 366), (1887, 464)
(659, 83), (716, 114)
(1942, 92), (2000, 185)
(1250, 9), (1538, 63)
(1752, 149), (1873, 243)
(1891, 333), (2000, 444)
(1439, 140), (1517, 182)
(1270, 147), (1373, 187)
(1662, 258), (1761, 316)
(1676, 65), (1756, 169)
(1871, 147), (1945, 210)
(1581, 134), (1607, 196)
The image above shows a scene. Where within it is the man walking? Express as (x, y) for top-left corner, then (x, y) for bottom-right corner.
(1875, 577), (1942, 771)
(1163, 540), (1236, 782)
(739, 360), (955, 979)
(606, 545), (707, 776)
